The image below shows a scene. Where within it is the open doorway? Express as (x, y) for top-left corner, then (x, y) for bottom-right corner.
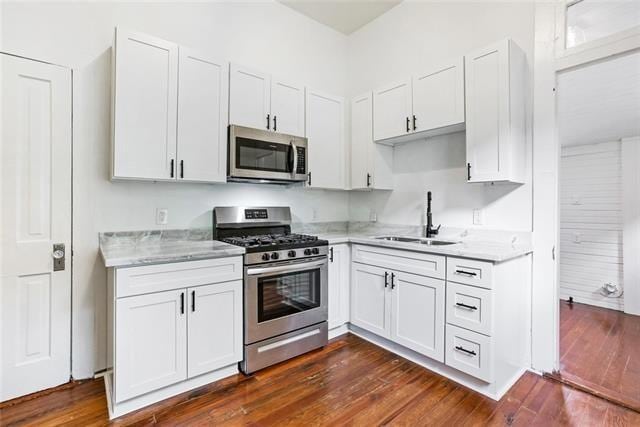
(555, 49), (640, 410)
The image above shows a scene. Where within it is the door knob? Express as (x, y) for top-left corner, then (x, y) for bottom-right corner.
(52, 243), (65, 271)
(53, 250), (64, 259)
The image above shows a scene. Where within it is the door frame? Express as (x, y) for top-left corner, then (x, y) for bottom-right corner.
(531, 2), (640, 374)
(0, 50), (75, 392)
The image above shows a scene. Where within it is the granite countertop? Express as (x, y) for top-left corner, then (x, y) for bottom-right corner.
(99, 229), (245, 268)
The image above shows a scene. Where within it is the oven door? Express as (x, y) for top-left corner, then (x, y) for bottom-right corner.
(229, 125), (307, 182)
(245, 256), (328, 344)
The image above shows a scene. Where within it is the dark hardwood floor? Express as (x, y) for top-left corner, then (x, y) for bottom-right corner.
(558, 300), (640, 411)
(1, 333), (639, 426)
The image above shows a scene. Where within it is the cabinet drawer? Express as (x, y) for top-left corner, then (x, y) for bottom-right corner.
(116, 257), (243, 298)
(446, 257), (493, 289)
(446, 282), (492, 336)
(445, 324), (493, 383)
(352, 244), (445, 280)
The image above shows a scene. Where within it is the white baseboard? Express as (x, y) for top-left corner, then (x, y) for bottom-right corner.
(328, 324), (349, 340)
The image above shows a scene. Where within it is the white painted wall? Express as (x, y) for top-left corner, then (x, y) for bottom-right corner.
(346, 2), (535, 232)
(1, 1), (350, 377)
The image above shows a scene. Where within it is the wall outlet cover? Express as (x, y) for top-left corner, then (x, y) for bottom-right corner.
(156, 208), (168, 225)
(473, 209), (483, 225)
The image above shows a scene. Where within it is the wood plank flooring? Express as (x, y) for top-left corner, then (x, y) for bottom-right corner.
(559, 301), (640, 410)
(1, 333), (639, 426)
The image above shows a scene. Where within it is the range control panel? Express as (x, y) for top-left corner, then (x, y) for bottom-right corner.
(244, 209), (268, 220)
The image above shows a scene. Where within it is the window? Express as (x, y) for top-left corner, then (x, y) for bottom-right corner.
(566, 0), (640, 49)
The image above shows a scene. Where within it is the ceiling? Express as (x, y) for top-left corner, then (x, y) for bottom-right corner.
(279, 0), (402, 35)
(557, 50), (640, 147)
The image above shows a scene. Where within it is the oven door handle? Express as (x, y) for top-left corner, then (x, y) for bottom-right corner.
(247, 259), (327, 276)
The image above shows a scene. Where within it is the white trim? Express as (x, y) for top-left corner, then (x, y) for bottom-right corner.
(328, 324), (349, 340)
(621, 136), (640, 315)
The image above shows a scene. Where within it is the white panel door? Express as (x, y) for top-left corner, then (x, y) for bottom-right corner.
(177, 48), (228, 183)
(115, 289), (187, 403)
(351, 92), (373, 190)
(350, 263), (390, 338)
(187, 281), (243, 378)
(390, 272), (445, 362)
(305, 88), (346, 189)
(112, 28), (179, 181)
(328, 244), (351, 329)
(1, 54), (72, 402)
(373, 79), (412, 141)
(465, 40), (510, 182)
(229, 63), (271, 131)
(412, 57), (465, 132)
(270, 78), (305, 137)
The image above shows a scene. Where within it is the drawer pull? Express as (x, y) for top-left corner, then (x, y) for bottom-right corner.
(455, 269), (477, 277)
(455, 345), (477, 356)
(455, 302), (478, 311)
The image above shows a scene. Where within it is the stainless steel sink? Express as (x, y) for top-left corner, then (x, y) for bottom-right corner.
(374, 236), (421, 243)
(419, 240), (459, 246)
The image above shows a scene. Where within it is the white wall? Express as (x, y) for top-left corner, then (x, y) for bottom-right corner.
(346, 2), (535, 231)
(1, 1), (350, 377)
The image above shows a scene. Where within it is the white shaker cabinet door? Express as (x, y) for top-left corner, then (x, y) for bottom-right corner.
(115, 289), (187, 403)
(373, 79), (412, 142)
(229, 63), (271, 131)
(328, 244), (351, 329)
(412, 57), (465, 132)
(187, 281), (243, 378)
(177, 48), (228, 183)
(112, 28), (179, 181)
(271, 78), (305, 137)
(351, 92), (373, 190)
(305, 88), (346, 190)
(350, 263), (390, 338)
(390, 272), (445, 362)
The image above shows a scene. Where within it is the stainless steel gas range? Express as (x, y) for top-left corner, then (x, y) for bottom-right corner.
(213, 206), (329, 374)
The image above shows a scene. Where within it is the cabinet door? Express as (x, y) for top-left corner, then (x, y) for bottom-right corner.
(306, 88), (346, 189)
(112, 28), (178, 181)
(177, 48), (228, 183)
(390, 271), (445, 362)
(271, 78), (305, 137)
(229, 63), (271, 130)
(412, 57), (465, 132)
(373, 79), (412, 141)
(350, 263), (390, 338)
(115, 289), (187, 402)
(351, 93), (373, 190)
(328, 244), (351, 329)
(187, 281), (242, 378)
(465, 40), (510, 182)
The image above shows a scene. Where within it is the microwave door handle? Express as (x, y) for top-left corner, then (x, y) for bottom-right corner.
(247, 259), (326, 276)
(290, 141), (298, 175)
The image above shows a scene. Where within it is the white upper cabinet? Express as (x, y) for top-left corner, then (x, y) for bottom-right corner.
(465, 39), (527, 184)
(229, 64), (271, 131)
(112, 28), (178, 181)
(412, 57), (465, 132)
(229, 64), (305, 137)
(112, 28), (229, 183)
(351, 92), (393, 190)
(373, 79), (412, 141)
(306, 88), (346, 190)
(177, 48), (228, 183)
(270, 78), (305, 136)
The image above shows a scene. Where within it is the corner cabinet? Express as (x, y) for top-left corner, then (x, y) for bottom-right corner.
(229, 63), (305, 137)
(112, 28), (228, 183)
(465, 39), (527, 184)
(328, 244), (351, 331)
(351, 93), (393, 190)
(305, 88), (347, 190)
(106, 257), (243, 419)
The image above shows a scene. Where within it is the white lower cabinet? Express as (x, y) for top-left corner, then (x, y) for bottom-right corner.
(108, 257), (243, 417)
(115, 289), (187, 403)
(445, 324), (492, 383)
(351, 263), (390, 338)
(328, 244), (351, 330)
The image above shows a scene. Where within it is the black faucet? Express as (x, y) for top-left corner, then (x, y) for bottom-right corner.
(425, 191), (441, 238)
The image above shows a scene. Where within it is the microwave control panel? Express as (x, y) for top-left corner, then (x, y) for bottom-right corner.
(296, 146), (306, 174)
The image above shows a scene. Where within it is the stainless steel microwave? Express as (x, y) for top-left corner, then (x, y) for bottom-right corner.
(228, 125), (308, 184)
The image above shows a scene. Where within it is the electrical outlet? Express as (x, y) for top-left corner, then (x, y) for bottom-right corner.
(473, 209), (483, 225)
(156, 208), (168, 225)
(312, 208), (318, 221)
(370, 210), (378, 222)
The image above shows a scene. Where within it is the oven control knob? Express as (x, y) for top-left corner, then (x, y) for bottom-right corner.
(312, 247), (320, 255)
(261, 253), (270, 261)
(270, 252), (280, 260)
(288, 250), (297, 258)
(304, 249), (312, 256)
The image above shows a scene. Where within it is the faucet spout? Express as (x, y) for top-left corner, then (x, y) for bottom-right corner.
(425, 191), (440, 238)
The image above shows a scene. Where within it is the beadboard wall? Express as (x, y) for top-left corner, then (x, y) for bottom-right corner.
(559, 141), (624, 311)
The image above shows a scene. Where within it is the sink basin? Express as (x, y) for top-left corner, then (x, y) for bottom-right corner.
(374, 236), (421, 243)
(419, 240), (459, 246)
